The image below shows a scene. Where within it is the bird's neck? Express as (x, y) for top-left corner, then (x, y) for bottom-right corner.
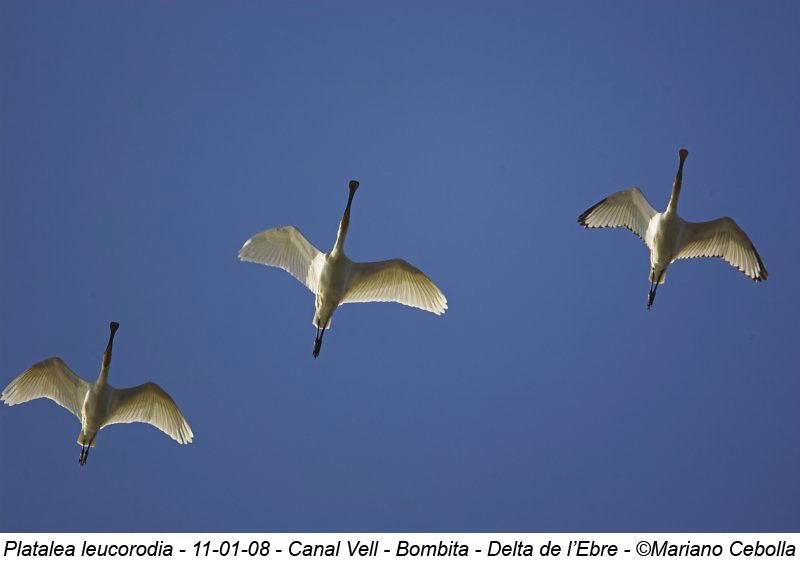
(666, 187), (680, 214)
(333, 189), (356, 254)
(98, 331), (116, 387)
(666, 167), (684, 214)
(97, 365), (110, 387)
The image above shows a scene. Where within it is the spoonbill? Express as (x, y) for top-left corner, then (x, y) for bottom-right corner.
(239, 180), (447, 357)
(578, 149), (767, 309)
(2, 322), (193, 466)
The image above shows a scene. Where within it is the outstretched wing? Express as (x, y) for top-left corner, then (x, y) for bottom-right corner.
(578, 187), (657, 244)
(1, 357), (89, 420)
(238, 226), (324, 293)
(674, 217), (768, 281)
(103, 383), (193, 444)
(341, 259), (447, 315)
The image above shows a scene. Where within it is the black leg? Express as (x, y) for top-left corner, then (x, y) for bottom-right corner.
(81, 436), (96, 466)
(312, 324), (327, 358)
(647, 271), (662, 310)
(312, 326), (322, 358)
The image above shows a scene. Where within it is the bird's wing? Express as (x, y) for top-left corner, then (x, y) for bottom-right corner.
(103, 383), (193, 444)
(578, 187), (657, 243)
(1, 357), (89, 420)
(674, 217), (768, 281)
(341, 259), (447, 315)
(238, 226), (324, 293)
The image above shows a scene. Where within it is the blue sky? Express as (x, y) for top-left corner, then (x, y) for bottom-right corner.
(1, 1), (798, 532)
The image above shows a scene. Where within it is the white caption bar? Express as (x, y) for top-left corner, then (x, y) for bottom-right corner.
(1, 534), (797, 566)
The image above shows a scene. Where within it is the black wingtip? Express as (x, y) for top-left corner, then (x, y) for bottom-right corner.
(577, 198), (606, 227)
(751, 245), (768, 281)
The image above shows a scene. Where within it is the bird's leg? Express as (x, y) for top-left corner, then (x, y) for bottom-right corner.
(81, 435), (96, 466)
(312, 325), (321, 358)
(312, 325), (325, 358)
(79, 444), (86, 466)
(647, 272), (662, 310)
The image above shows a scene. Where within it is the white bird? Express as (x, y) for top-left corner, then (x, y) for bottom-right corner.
(239, 180), (447, 357)
(2, 322), (193, 466)
(578, 148), (767, 309)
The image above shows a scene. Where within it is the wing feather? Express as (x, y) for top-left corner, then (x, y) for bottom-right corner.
(1, 357), (89, 420)
(103, 383), (193, 444)
(578, 187), (657, 243)
(238, 226), (324, 293)
(341, 259), (447, 315)
(675, 217), (767, 281)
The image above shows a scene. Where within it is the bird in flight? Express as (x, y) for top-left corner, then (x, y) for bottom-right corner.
(2, 322), (193, 466)
(239, 180), (447, 357)
(578, 148), (767, 309)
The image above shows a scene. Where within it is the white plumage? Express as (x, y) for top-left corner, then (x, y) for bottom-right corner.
(2, 322), (193, 465)
(342, 259), (447, 315)
(104, 383), (193, 445)
(2, 357), (88, 418)
(239, 226), (325, 294)
(239, 180), (447, 357)
(578, 187), (656, 242)
(673, 217), (767, 280)
(578, 149), (767, 308)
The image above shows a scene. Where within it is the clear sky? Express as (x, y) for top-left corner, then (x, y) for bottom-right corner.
(1, 1), (798, 532)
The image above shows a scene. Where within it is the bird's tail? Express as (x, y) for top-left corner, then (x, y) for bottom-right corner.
(649, 269), (667, 284)
(76, 431), (96, 447)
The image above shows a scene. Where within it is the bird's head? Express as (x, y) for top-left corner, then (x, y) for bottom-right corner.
(343, 179), (360, 213)
(103, 321), (120, 368)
